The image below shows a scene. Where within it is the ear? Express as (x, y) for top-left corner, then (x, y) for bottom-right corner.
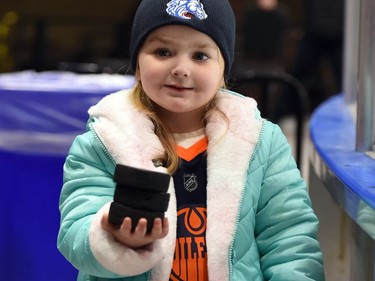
(135, 63), (141, 81)
(220, 76), (225, 88)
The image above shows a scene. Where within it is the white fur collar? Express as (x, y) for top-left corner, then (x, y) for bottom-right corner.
(88, 88), (262, 280)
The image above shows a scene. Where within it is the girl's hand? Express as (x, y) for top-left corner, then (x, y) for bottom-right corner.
(101, 211), (169, 249)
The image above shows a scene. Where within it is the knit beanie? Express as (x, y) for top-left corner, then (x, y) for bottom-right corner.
(129, 0), (236, 77)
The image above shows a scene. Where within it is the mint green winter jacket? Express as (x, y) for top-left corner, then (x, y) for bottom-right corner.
(57, 89), (325, 281)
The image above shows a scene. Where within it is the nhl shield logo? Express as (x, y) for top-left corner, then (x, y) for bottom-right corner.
(184, 173), (198, 192)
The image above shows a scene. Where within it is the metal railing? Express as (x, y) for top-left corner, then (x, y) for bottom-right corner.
(344, 0), (375, 153)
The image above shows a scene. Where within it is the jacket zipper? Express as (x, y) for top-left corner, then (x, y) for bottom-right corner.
(89, 123), (116, 165)
(228, 119), (266, 280)
(90, 122), (154, 281)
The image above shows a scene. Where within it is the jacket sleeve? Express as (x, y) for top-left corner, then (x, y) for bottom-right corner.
(57, 130), (165, 278)
(255, 122), (325, 281)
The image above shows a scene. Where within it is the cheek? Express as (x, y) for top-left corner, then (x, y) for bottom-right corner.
(138, 63), (165, 83)
(137, 55), (159, 80)
(200, 68), (224, 91)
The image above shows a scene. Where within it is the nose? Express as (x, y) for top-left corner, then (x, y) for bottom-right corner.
(171, 56), (190, 78)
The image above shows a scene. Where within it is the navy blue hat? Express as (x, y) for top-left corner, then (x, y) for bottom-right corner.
(130, 0), (236, 77)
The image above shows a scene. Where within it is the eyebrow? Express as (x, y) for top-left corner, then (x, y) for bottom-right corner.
(147, 36), (216, 50)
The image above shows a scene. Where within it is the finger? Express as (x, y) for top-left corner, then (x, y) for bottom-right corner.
(149, 218), (168, 239)
(151, 218), (163, 235)
(101, 212), (108, 226)
(161, 217), (169, 237)
(101, 213), (114, 231)
(120, 217), (133, 233)
(134, 218), (148, 235)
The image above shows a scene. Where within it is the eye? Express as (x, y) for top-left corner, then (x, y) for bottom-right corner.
(193, 52), (209, 61)
(155, 48), (171, 57)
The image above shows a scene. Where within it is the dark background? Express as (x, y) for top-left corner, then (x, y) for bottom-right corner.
(0, 0), (344, 110)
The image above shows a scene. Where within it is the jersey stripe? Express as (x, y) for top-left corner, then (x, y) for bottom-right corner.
(176, 137), (208, 161)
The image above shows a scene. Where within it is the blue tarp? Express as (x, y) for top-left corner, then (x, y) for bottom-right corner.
(0, 71), (134, 281)
(0, 71), (134, 155)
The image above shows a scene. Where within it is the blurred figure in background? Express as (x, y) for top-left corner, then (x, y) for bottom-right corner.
(238, 0), (289, 73)
(232, 0), (298, 123)
(292, 0), (344, 111)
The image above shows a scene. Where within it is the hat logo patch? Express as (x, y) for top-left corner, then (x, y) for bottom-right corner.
(166, 0), (208, 20)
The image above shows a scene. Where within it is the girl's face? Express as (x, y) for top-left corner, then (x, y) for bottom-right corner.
(136, 25), (225, 131)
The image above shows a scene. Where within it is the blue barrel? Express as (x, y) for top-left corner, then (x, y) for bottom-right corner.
(0, 71), (134, 281)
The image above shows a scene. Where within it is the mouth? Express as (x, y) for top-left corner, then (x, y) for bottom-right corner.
(165, 84), (193, 91)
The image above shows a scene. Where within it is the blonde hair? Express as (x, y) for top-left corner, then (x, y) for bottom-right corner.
(129, 81), (228, 174)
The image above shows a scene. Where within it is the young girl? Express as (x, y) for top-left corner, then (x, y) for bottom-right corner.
(58, 0), (325, 280)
